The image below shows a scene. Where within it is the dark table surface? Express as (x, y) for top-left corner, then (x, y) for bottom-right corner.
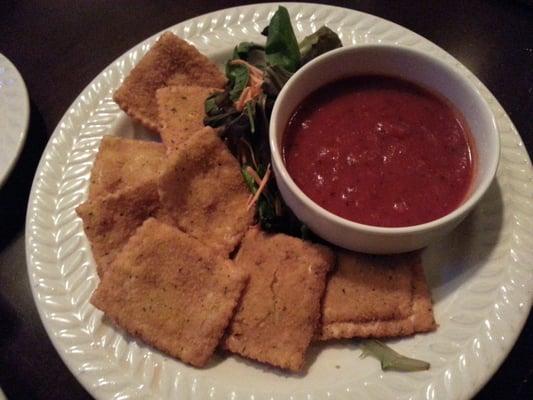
(0, 1), (532, 399)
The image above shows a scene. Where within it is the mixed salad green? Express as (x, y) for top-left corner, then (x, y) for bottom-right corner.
(361, 340), (431, 372)
(204, 6), (341, 237)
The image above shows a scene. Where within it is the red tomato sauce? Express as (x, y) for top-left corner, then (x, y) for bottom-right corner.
(283, 76), (474, 227)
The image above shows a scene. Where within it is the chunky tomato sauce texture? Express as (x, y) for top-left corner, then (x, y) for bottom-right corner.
(283, 76), (473, 227)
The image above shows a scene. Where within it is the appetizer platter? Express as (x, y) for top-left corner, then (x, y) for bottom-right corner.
(26, 3), (533, 400)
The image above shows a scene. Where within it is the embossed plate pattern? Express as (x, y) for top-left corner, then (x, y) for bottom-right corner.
(26, 3), (533, 400)
(0, 53), (29, 187)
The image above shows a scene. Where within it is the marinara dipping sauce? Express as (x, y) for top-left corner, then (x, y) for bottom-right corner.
(283, 75), (474, 227)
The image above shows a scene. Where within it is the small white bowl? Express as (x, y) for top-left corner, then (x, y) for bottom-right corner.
(270, 45), (500, 254)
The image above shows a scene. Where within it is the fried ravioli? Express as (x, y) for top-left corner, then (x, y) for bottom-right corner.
(88, 136), (165, 200)
(76, 181), (160, 277)
(91, 218), (248, 368)
(158, 126), (254, 256)
(223, 228), (335, 372)
(113, 32), (226, 133)
(157, 85), (221, 150)
(318, 251), (436, 340)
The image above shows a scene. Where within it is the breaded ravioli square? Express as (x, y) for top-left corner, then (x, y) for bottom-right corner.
(224, 228), (335, 372)
(76, 181), (160, 277)
(88, 136), (165, 200)
(318, 251), (436, 340)
(157, 85), (221, 150)
(91, 218), (248, 368)
(113, 32), (226, 133)
(158, 126), (254, 256)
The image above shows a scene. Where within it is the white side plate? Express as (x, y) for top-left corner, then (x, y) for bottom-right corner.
(0, 53), (29, 188)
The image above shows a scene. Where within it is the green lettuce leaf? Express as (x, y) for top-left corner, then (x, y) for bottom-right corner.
(299, 26), (342, 65)
(265, 6), (301, 72)
(226, 62), (249, 101)
(360, 340), (430, 372)
(233, 42), (266, 68)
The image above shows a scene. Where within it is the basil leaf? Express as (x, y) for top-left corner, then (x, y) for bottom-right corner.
(299, 26), (342, 65)
(360, 340), (430, 372)
(265, 6), (301, 72)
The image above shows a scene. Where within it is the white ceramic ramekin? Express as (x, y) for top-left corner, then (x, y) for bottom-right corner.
(270, 45), (499, 254)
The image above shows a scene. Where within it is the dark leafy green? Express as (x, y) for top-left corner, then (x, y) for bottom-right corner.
(233, 42), (266, 68)
(244, 101), (256, 133)
(204, 91), (225, 116)
(204, 90), (239, 127)
(226, 62), (249, 101)
(234, 42), (263, 58)
(360, 340), (431, 372)
(265, 6), (301, 72)
(241, 167), (258, 194)
(299, 26), (343, 65)
(263, 65), (293, 96)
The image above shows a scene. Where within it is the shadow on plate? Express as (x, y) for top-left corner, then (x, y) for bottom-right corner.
(422, 178), (504, 304)
(220, 349), (309, 378)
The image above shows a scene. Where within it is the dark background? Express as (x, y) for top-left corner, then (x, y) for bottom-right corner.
(0, 1), (531, 399)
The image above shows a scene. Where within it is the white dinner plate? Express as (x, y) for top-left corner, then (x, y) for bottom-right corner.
(0, 53), (29, 188)
(26, 3), (533, 399)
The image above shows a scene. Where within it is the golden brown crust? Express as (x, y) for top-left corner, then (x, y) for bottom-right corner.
(158, 126), (255, 256)
(224, 228), (335, 372)
(322, 252), (414, 324)
(88, 136), (165, 200)
(76, 181), (160, 277)
(318, 251), (437, 340)
(410, 262), (438, 332)
(113, 32), (226, 133)
(91, 218), (248, 368)
(157, 85), (222, 150)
